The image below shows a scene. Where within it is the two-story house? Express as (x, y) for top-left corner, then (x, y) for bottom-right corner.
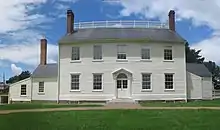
(9, 9), (213, 103)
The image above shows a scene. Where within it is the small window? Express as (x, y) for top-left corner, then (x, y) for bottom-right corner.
(39, 82), (44, 93)
(93, 74), (102, 90)
(142, 74), (151, 90)
(117, 45), (126, 59)
(71, 47), (80, 60)
(93, 45), (102, 60)
(165, 74), (174, 90)
(21, 85), (26, 96)
(164, 48), (173, 60)
(71, 74), (80, 90)
(141, 48), (150, 59)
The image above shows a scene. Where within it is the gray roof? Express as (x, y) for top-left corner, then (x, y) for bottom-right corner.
(59, 28), (186, 43)
(32, 64), (58, 78)
(186, 63), (212, 77)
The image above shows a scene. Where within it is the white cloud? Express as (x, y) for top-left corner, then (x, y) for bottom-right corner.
(0, 35), (58, 66)
(107, 0), (220, 64)
(0, 0), (78, 69)
(11, 64), (22, 76)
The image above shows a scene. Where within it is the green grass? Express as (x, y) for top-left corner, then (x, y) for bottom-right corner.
(0, 110), (220, 130)
(0, 103), (103, 110)
(140, 99), (220, 107)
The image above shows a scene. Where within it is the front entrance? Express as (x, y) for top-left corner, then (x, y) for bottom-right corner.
(116, 73), (130, 98)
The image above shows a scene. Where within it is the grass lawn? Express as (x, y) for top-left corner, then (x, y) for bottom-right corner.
(0, 110), (220, 130)
(140, 99), (220, 107)
(0, 103), (103, 110)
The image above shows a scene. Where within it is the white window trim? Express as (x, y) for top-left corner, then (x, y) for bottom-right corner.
(71, 47), (80, 62)
(163, 46), (174, 62)
(140, 46), (151, 61)
(20, 84), (27, 96)
(141, 73), (153, 92)
(38, 82), (45, 94)
(70, 73), (81, 92)
(93, 45), (103, 60)
(92, 73), (103, 92)
(164, 73), (175, 91)
(117, 45), (127, 60)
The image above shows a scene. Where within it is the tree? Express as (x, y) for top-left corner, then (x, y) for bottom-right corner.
(6, 71), (31, 84)
(185, 42), (205, 63)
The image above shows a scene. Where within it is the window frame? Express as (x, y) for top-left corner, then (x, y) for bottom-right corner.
(141, 73), (152, 91)
(141, 46), (151, 60)
(93, 45), (103, 60)
(20, 84), (27, 96)
(71, 47), (80, 61)
(38, 82), (44, 93)
(164, 46), (173, 61)
(93, 73), (103, 91)
(164, 73), (174, 90)
(117, 45), (127, 60)
(70, 74), (80, 91)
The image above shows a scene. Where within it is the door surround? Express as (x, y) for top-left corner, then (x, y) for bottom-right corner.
(112, 68), (133, 99)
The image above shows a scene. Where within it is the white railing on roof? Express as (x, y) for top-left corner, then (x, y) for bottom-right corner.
(74, 20), (168, 29)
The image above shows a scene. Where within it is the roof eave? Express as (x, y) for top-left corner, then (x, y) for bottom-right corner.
(59, 38), (185, 45)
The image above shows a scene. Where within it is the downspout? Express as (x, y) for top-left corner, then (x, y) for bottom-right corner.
(184, 41), (188, 102)
(57, 44), (60, 104)
(30, 76), (33, 102)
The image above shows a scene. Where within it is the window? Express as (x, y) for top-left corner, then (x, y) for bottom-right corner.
(93, 74), (102, 90)
(38, 82), (44, 93)
(21, 85), (26, 96)
(93, 45), (102, 60)
(117, 45), (126, 59)
(164, 48), (173, 60)
(71, 74), (80, 90)
(165, 74), (174, 90)
(141, 48), (150, 59)
(71, 47), (80, 60)
(142, 74), (151, 90)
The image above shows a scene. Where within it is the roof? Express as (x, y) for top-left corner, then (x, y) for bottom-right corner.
(59, 28), (186, 44)
(32, 64), (58, 78)
(186, 63), (212, 77)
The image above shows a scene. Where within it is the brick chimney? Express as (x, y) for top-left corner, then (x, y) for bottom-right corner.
(168, 10), (175, 31)
(40, 37), (47, 65)
(67, 9), (74, 35)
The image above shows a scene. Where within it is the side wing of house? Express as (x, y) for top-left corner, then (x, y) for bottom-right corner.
(9, 78), (32, 102)
(186, 63), (213, 100)
(31, 64), (58, 101)
(186, 72), (202, 99)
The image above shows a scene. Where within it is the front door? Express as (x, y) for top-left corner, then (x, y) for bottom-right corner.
(117, 79), (129, 98)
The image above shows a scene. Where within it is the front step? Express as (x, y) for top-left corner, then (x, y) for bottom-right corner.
(106, 98), (140, 108)
(107, 98), (137, 104)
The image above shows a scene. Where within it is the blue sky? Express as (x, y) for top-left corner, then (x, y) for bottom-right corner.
(0, 0), (219, 80)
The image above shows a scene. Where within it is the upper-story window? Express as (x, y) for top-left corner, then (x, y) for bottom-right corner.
(117, 45), (126, 59)
(141, 47), (151, 60)
(164, 47), (173, 60)
(93, 45), (102, 60)
(71, 47), (80, 61)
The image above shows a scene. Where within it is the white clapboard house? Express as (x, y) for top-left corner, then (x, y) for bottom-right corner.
(9, 10), (213, 103)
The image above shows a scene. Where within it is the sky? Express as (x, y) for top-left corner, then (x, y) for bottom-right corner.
(0, 0), (220, 80)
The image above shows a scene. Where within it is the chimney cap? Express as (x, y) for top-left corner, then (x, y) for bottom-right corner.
(67, 9), (73, 14)
(169, 10), (175, 16)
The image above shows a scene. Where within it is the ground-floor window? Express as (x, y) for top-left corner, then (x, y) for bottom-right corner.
(20, 84), (26, 96)
(165, 73), (174, 90)
(93, 74), (102, 90)
(38, 82), (44, 93)
(142, 73), (151, 90)
(71, 74), (80, 90)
